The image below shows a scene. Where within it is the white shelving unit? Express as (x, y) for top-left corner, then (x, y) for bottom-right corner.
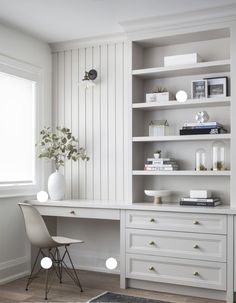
(131, 27), (232, 206)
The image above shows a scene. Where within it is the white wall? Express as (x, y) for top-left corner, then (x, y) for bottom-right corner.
(0, 23), (52, 284)
(52, 40), (131, 271)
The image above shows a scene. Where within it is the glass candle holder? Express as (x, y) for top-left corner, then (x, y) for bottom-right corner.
(212, 141), (226, 171)
(195, 148), (207, 171)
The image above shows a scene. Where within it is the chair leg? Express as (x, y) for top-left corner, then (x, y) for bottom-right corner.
(25, 249), (41, 291)
(64, 246), (83, 292)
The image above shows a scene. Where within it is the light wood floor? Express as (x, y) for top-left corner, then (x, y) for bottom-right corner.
(0, 270), (224, 303)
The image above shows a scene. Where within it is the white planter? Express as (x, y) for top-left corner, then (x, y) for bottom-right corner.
(48, 171), (65, 201)
(146, 92), (170, 102)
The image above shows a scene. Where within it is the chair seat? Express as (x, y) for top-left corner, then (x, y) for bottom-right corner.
(52, 236), (84, 246)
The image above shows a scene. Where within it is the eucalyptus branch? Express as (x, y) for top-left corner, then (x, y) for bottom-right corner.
(37, 126), (89, 170)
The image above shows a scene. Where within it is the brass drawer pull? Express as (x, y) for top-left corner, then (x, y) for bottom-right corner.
(193, 271), (199, 276)
(149, 266), (155, 271)
(150, 218), (155, 223)
(193, 220), (199, 225)
(70, 210), (75, 215)
(193, 244), (199, 249)
(149, 241), (155, 245)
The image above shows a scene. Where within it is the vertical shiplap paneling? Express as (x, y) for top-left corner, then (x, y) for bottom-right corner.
(71, 49), (79, 198)
(115, 42), (124, 201)
(93, 45), (101, 200)
(64, 50), (72, 198)
(108, 43), (116, 201)
(100, 44), (109, 200)
(52, 53), (58, 130)
(53, 40), (131, 201)
(85, 47), (94, 199)
(58, 52), (65, 175)
(78, 48), (86, 198)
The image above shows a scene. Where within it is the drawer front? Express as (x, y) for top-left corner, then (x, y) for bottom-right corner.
(35, 206), (120, 220)
(126, 211), (227, 234)
(126, 254), (226, 290)
(126, 229), (226, 262)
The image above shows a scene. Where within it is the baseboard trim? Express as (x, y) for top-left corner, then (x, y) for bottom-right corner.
(76, 264), (120, 275)
(0, 256), (30, 285)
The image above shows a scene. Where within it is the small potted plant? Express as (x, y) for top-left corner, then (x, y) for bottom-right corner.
(37, 126), (89, 200)
(146, 87), (170, 102)
(154, 150), (162, 159)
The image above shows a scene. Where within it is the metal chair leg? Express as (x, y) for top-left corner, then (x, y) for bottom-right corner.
(25, 249), (41, 291)
(65, 246), (83, 292)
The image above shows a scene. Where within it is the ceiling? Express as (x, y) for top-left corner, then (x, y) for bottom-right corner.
(0, 0), (235, 43)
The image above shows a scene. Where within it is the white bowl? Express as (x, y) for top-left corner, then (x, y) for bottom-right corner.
(144, 190), (171, 197)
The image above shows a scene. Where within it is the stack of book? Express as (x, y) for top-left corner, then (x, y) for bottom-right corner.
(145, 158), (179, 171)
(179, 122), (227, 135)
(180, 197), (221, 207)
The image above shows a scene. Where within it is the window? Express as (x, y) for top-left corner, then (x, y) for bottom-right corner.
(0, 72), (36, 184)
(0, 55), (42, 196)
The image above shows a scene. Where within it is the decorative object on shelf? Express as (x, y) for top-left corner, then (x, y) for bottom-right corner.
(80, 69), (97, 88)
(36, 191), (49, 203)
(146, 87), (170, 102)
(37, 126), (89, 201)
(181, 190), (221, 207)
(212, 141), (226, 171)
(145, 156), (179, 171)
(164, 53), (202, 67)
(176, 90), (188, 102)
(191, 80), (208, 99)
(190, 190), (211, 199)
(154, 150), (161, 159)
(144, 190), (171, 204)
(204, 76), (228, 98)
(195, 148), (207, 171)
(149, 120), (169, 136)
(180, 113), (227, 135)
(195, 111), (209, 123)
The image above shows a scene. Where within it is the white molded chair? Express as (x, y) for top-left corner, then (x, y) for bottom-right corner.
(19, 201), (84, 300)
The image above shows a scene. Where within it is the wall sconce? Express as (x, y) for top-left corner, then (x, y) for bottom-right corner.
(81, 69), (97, 88)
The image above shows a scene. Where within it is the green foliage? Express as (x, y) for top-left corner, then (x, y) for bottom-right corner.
(37, 126), (89, 170)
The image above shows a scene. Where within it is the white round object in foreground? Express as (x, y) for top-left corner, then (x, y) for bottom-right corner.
(176, 90), (188, 102)
(105, 257), (118, 270)
(37, 191), (49, 202)
(40, 257), (52, 269)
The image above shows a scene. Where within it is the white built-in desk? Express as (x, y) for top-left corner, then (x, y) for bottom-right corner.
(30, 200), (236, 303)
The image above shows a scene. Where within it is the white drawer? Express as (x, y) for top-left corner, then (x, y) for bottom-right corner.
(35, 206), (120, 220)
(126, 254), (226, 290)
(126, 211), (227, 234)
(126, 229), (226, 262)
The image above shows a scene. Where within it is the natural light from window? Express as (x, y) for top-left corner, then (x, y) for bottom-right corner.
(0, 72), (36, 185)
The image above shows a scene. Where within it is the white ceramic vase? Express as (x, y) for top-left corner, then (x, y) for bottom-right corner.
(48, 170), (65, 201)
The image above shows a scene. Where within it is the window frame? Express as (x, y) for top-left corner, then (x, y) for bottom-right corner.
(0, 54), (44, 197)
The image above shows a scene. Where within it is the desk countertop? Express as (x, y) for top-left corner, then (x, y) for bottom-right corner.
(30, 199), (236, 215)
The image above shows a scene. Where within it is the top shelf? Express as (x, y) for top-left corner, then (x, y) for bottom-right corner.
(132, 59), (230, 79)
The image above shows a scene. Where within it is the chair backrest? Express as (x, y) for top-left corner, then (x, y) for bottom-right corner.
(19, 202), (56, 248)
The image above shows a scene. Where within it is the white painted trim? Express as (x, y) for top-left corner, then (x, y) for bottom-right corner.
(0, 271), (29, 285)
(121, 4), (236, 38)
(0, 256), (28, 270)
(50, 33), (127, 52)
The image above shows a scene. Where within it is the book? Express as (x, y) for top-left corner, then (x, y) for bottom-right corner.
(145, 164), (178, 168)
(147, 160), (177, 165)
(147, 158), (172, 162)
(180, 201), (221, 207)
(182, 125), (221, 129)
(144, 166), (178, 171)
(183, 122), (222, 127)
(180, 197), (220, 202)
(180, 128), (226, 135)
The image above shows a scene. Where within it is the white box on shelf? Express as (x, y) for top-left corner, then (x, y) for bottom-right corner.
(164, 53), (202, 67)
(146, 92), (170, 102)
(190, 190), (211, 199)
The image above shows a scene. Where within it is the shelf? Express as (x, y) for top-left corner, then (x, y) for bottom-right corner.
(132, 97), (231, 111)
(132, 60), (230, 79)
(133, 170), (231, 176)
(132, 134), (231, 142)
